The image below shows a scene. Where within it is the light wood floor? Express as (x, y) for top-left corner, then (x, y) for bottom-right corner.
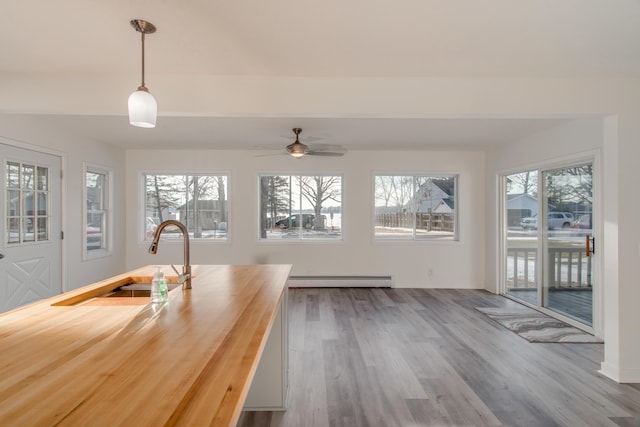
(238, 288), (640, 427)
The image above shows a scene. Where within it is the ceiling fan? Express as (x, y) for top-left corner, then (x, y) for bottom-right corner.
(285, 128), (344, 158)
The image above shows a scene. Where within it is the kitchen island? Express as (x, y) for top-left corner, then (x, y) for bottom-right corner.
(0, 264), (291, 426)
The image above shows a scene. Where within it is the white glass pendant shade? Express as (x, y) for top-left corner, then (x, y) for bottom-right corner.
(128, 89), (157, 128)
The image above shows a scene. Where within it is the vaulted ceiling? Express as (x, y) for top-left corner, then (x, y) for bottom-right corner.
(2, 1), (638, 150)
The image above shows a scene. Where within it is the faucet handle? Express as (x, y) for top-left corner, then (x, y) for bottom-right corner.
(171, 264), (190, 285)
(170, 264), (181, 276)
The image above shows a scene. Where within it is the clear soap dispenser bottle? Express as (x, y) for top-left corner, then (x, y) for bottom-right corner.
(151, 266), (165, 303)
(158, 270), (168, 302)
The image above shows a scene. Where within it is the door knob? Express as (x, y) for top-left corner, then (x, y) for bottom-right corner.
(0, 253), (4, 259)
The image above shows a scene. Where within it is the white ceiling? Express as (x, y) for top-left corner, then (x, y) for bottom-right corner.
(2, 1), (637, 150)
(31, 114), (572, 151)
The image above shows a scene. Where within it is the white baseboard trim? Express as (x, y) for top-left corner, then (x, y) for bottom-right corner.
(288, 275), (393, 288)
(599, 362), (640, 383)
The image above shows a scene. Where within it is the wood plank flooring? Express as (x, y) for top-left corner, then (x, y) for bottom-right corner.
(238, 288), (640, 427)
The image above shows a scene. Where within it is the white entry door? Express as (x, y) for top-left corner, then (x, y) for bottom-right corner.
(0, 142), (62, 313)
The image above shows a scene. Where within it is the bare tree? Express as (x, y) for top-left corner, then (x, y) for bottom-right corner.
(298, 176), (341, 229)
(145, 174), (228, 238)
(375, 176), (395, 209)
(146, 175), (183, 222)
(390, 176), (414, 212)
(508, 171), (538, 196)
(186, 176), (228, 237)
(546, 164), (592, 211)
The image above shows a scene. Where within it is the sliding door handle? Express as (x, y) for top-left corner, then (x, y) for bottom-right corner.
(586, 235), (595, 256)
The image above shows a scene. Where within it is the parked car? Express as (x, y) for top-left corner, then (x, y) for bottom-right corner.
(275, 214), (315, 229)
(520, 212), (575, 230)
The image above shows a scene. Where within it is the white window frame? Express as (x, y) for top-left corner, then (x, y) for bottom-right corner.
(142, 172), (230, 242)
(83, 163), (112, 260)
(258, 173), (344, 242)
(373, 173), (459, 241)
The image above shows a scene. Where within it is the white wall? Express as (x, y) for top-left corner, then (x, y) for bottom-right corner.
(125, 149), (486, 288)
(0, 114), (126, 291)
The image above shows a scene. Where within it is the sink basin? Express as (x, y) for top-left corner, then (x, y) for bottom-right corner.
(52, 276), (181, 306)
(100, 282), (181, 298)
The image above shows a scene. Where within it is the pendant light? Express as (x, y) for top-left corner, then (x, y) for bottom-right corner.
(128, 19), (157, 128)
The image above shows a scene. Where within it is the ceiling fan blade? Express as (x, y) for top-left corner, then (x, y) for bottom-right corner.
(254, 152), (287, 157)
(307, 151), (344, 157)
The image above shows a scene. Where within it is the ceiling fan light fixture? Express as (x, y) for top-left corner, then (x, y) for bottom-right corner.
(128, 19), (157, 128)
(280, 127), (344, 158)
(287, 143), (306, 158)
(287, 128), (308, 157)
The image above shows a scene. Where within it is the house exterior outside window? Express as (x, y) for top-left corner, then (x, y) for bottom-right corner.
(374, 175), (458, 240)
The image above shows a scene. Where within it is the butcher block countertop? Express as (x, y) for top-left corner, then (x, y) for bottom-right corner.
(0, 264), (292, 426)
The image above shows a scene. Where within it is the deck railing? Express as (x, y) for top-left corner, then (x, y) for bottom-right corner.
(507, 246), (592, 289)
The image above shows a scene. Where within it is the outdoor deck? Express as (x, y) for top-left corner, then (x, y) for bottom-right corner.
(507, 287), (593, 326)
(506, 234), (594, 327)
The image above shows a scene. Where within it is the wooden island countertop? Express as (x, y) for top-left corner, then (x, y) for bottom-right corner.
(0, 264), (291, 426)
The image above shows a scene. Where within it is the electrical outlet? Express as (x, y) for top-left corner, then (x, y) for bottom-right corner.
(427, 269), (433, 277)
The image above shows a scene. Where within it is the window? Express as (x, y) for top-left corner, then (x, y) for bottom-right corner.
(260, 174), (342, 240)
(374, 175), (457, 240)
(84, 164), (111, 258)
(6, 161), (50, 244)
(143, 173), (228, 240)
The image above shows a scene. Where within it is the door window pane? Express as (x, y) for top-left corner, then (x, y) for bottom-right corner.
(22, 164), (34, 189)
(7, 189), (19, 216)
(6, 162), (19, 188)
(37, 193), (47, 215)
(37, 166), (48, 190)
(37, 217), (48, 241)
(505, 170), (539, 306)
(7, 218), (19, 244)
(4, 162), (49, 244)
(22, 191), (34, 216)
(542, 164), (593, 326)
(22, 218), (35, 242)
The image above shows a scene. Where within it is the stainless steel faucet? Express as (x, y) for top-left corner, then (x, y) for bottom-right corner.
(148, 220), (192, 289)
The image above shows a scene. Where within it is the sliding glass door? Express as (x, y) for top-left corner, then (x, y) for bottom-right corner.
(503, 161), (595, 328)
(505, 171), (539, 306)
(541, 164), (594, 326)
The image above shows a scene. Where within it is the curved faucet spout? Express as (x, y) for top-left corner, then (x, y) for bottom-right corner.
(148, 220), (192, 289)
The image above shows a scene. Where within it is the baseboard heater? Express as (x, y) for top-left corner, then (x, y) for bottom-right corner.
(288, 275), (393, 288)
